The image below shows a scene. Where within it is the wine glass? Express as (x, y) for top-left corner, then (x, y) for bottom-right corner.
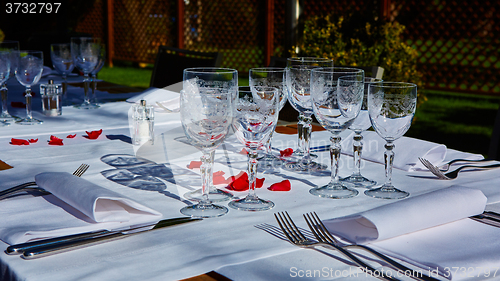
(228, 86), (279, 211)
(182, 68), (238, 203)
(340, 77), (383, 188)
(0, 40), (20, 123)
(90, 44), (105, 106)
(15, 50), (44, 125)
(51, 43), (75, 103)
(179, 87), (233, 218)
(365, 82), (417, 199)
(285, 57), (333, 172)
(309, 67), (364, 198)
(71, 37), (101, 109)
(0, 52), (10, 126)
(249, 67), (287, 169)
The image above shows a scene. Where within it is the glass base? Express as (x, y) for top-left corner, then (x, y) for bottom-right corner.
(0, 113), (19, 122)
(283, 160), (327, 173)
(228, 195), (274, 211)
(180, 202), (228, 218)
(16, 118), (43, 125)
(74, 102), (100, 109)
(184, 188), (234, 203)
(340, 174), (377, 189)
(364, 185), (409, 199)
(309, 182), (359, 199)
(0, 120), (9, 127)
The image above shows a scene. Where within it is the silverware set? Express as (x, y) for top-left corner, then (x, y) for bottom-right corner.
(418, 157), (500, 179)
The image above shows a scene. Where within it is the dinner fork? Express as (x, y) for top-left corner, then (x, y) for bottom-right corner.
(0, 164), (90, 200)
(304, 212), (439, 281)
(419, 157), (500, 180)
(418, 157), (492, 172)
(275, 212), (397, 281)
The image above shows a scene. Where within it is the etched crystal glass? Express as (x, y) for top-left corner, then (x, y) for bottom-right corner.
(71, 37), (101, 109)
(51, 43), (75, 102)
(365, 82), (417, 199)
(15, 51), (44, 125)
(0, 40), (20, 124)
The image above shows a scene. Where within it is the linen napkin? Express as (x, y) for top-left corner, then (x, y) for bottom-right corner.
(0, 172), (162, 244)
(126, 87), (180, 112)
(323, 186), (487, 243)
(340, 131), (449, 171)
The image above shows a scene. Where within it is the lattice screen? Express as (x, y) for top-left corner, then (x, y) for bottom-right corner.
(74, 0), (105, 39)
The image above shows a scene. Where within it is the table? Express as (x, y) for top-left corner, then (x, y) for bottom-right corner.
(1, 74), (500, 281)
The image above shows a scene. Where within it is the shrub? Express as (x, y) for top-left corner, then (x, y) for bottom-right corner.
(293, 12), (426, 104)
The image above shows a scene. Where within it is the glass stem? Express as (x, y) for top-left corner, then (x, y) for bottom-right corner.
(247, 149), (259, 198)
(329, 135), (342, 184)
(300, 114), (313, 165)
(91, 74), (97, 103)
(25, 87), (33, 120)
(265, 130), (274, 154)
(384, 141), (395, 188)
(296, 113), (305, 154)
(200, 150), (214, 203)
(83, 73), (90, 104)
(62, 75), (67, 100)
(1, 83), (8, 115)
(352, 132), (363, 176)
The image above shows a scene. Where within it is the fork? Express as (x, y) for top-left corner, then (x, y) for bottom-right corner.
(419, 157), (500, 180)
(418, 157), (492, 172)
(0, 164), (90, 200)
(304, 212), (439, 281)
(275, 212), (398, 281)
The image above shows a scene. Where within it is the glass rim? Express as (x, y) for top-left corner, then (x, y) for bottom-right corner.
(287, 57), (332, 63)
(249, 67), (285, 72)
(311, 67), (364, 74)
(18, 50), (43, 54)
(238, 86), (278, 93)
(369, 81), (417, 88)
(184, 67), (237, 74)
(51, 43), (71, 46)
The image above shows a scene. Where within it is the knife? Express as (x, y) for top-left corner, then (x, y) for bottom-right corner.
(470, 211), (500, 228)
(9, 217), (200, 259)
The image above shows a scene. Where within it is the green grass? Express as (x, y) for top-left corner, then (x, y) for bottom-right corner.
(99, 64), (500, 157)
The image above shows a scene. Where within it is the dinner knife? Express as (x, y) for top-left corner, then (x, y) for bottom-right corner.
(9, 217), (200, 259)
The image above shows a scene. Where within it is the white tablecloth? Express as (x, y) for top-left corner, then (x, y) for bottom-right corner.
(1, 80), (500, 281)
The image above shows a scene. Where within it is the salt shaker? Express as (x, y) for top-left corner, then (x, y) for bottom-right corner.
(40, 79), (63, 116)
(132, 100), (154, 145)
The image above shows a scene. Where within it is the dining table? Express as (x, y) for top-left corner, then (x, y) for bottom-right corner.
(1, 69), (500, 281)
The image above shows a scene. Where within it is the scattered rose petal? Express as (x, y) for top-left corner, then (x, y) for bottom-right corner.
(10, 138), (29, 145)
(188, 161), (202, 169)
(28, 138), (38, 143)
(239, 148), (248, 155)
(67, 134), (76, 138)
(85, 129), (103, 139)
(226, 172), (264, 191)
(268, 180), (291, 191)
(11, 102), (25, 108)
(48, 135), (64, 146)
(213, 171), (231, 185)
(280, 148), (294, 157)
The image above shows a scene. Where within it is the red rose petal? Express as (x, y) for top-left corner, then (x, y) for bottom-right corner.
(48, 135), (64, 146)
(226, 172), (264, 191)
(10, 138), (30, 145)
(85, 129), (103, 139)
(28, 138), (38, 143)
(67, 134), (76, 138)
(239, 148), (248, 155)
(280, 148), (294, 157)
(11, 102), (25, 108)
(268, 180), (291, 191)
(213, 171), (231, 185)
(188, 161), (202, 169)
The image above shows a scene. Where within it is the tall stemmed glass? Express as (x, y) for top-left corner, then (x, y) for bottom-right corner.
(15, 51), (44, 125)
(90, 44), (105, 106)
(309, 67), (364, 198)
(179, 87), (233, 218)
(249, 67), (287, 169)
(229, 86), (279, 211)
(341, 77), (383, 188)
(0, 40), (20, 123)
(365, 82), (417, 199)
(285, 57), (333, 172)
(50, 43), (75, 103)
(0, 52), (10, 126)
(183, 68), (238, 203)
(71, 37), (101, 109)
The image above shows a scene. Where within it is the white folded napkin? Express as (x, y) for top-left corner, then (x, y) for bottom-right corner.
(127, 87), (180, 112)
(324, 186), (487, 243)
(341, 131), (448, 171)
(0, 172), (162, 244)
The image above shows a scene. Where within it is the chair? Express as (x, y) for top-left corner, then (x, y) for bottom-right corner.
(488, 104), (500, 160)
(149, 46), (223, 88)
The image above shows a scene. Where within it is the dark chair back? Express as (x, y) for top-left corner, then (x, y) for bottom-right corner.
(150, 46), (223, 88)
(488, 104), (500, 160)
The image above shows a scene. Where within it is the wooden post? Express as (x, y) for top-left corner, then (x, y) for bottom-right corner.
(106, 0), (114, 67)
(379, 0), (391, 20)
(177, 0), (185, 49)
(265, 0), (274, 67)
